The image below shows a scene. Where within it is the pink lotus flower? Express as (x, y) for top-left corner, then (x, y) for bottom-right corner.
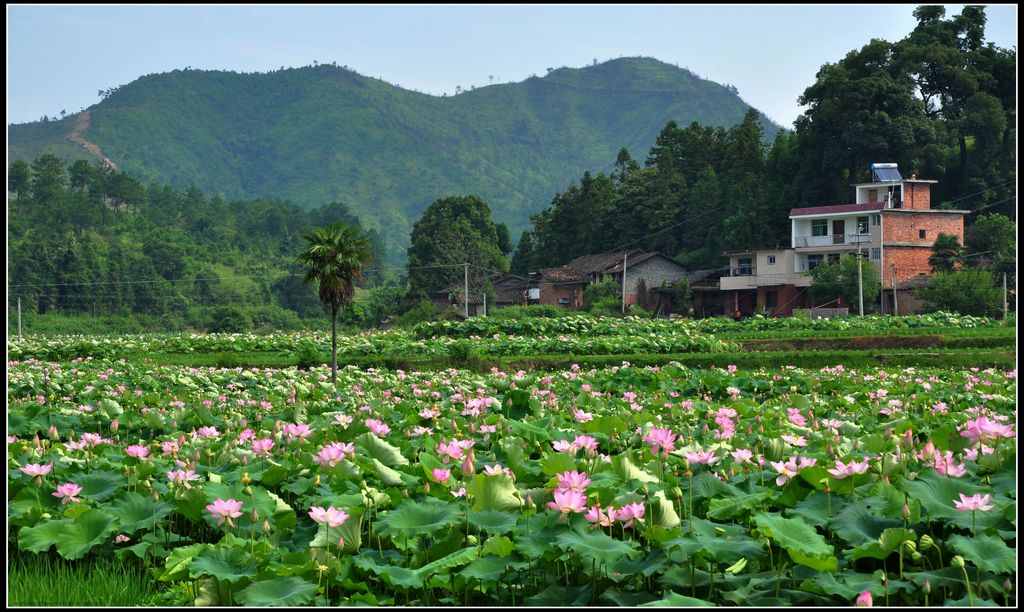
(365, 418), (391, 436)
(19, 463), (53, 478)
(572, 408), (594, 423)
(483, 464), (513, 478)
(283, 422), (313, 442)
(769, 458), (801, 486)
(333, 413), (354, 428)
(573, 435), (599, 456)
(584, 505), (616, 528)
(166, 469), (200, 489)
(437, 439), (466, 462)
(125, 445), (150, 460)
(114, 534), (131, 544)
(206, 498), (244, 527)
(781, 434), (808, 447)
(552, 439), (577, 454)
(250, 438), (275, 457)
(953, 493), (994, 512)
(555, 470), (592, 493)
(450, 487), (467, 498)
(432, 468), (452, 483)
(856, 590), (873, 606)
(684, 449), (722, 465)
(546, 489), (588, 518)
(827, 458), (871, 479)
(616, 502), (646, 528)
(313, 442), (355, 468)
(643, 427), (678, 457)
(960, 416), (1015, 445)
(731, 449), (754, 464)
(53, 482), (82, 504)
(308, 505), (349, 528)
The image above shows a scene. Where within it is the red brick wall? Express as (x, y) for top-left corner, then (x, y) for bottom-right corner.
(903, 182), (932, 210)
(882, 248), (934, 287)
(539, 282), (584, 309)
(880, 211), (965, 286)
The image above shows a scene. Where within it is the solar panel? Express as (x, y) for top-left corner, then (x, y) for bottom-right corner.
(871, 163), (902, 182)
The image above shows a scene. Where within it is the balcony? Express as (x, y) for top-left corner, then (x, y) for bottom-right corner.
(721, 271), (810, 290)
(794, 233), (873, 248)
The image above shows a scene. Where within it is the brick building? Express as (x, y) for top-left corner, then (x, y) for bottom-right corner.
(720, 164), (968, 316)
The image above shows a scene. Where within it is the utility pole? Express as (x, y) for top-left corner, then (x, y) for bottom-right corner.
(464, 263), (469, 318)
(621, 253), (628, 314)
(18, 297), (22, 341)
(999, 272), (1007, 323)
(482, 290), (487, 317)
(857, 245), (864, 316)
(891, 264), (898, 316)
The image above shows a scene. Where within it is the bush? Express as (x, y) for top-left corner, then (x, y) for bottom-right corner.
(583, 279), (620, 311)
(394, 300), (443, 327)
(207, 306), (251, 333)
(293, 342), (326, 370)
(488, 304), (568, 320)
(247, 305), (304, 331)
(916, 270), (1002, 317)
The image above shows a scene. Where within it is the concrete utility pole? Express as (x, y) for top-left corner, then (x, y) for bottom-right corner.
(621, 253), (628, 314)
(482, 290), (487, 317)
(891, 264), (898, 316)
(18, 297), (22, 341)
(857, 246), (864, 316)
(999, 272), (1007, 321)
(464, 263), (469, 318)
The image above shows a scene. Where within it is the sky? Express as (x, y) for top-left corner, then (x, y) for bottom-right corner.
(6, 4), (1018, 129)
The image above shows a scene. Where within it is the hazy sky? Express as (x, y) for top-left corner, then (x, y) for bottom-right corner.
(6, 4), (1018, 128)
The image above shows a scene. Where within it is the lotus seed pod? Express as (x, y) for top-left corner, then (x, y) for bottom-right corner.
(242, 472), (251, 485)
(951, 555), (965, 569)
(919, 535), (934, 550)
(243, 486), (252, 496)
(911, 551), (922, 563)
(903, 540), (916, 553)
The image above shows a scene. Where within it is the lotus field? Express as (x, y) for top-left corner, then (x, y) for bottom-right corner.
(7, 346), (1017, 605)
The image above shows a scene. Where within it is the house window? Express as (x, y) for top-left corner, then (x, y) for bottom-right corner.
(872, 214), (881, 226)
(807, 254), (824, 270)
(811, 219), (828, 237)
(871, 248), (881, 260)
(828, 253), (841, 263)
(857, 216), (869, 234)
(736, 257), (753, 276)
(767, 255), (776, 265)
(868, 188), (878, 202)
(919, 229), (926, 239)
(765, 290), (778, 307)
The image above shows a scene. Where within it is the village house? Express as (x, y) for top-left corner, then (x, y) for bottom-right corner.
(720, 164), (968, 316)
(530, 250), (689, 314)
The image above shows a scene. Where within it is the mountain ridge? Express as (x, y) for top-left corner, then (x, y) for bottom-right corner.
(9, 56), (781, 262)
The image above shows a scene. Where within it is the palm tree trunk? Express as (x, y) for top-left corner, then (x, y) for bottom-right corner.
(331, 304), (338, 386)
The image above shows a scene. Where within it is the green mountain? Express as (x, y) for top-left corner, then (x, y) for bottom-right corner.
(9, 57), (780, 262)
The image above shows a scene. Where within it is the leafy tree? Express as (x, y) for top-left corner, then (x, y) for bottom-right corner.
(928, 233), (963, 272)
(583, 279), (621, 313)
(808, 255), (880, 312)
(208, 306), (251, 333)
(8, 160), (31, 200)
(916, 269), (1001, 317)
(406, 195), (508, 301)
(965, 213), (1015, 277)
(30, 154), (68, 203)
(298, 222), (374, 385)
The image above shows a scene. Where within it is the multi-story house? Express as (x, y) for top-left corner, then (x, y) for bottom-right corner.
(721, 164), (968, 316)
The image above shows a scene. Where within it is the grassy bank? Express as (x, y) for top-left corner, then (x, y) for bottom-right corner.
(7, 551), (161, 606)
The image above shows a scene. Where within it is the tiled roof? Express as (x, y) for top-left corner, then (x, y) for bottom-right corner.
(789, 202), (885, 217)
(537, 250), (651, 283)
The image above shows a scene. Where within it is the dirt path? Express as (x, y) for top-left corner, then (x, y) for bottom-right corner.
(67, 110), (119, 171)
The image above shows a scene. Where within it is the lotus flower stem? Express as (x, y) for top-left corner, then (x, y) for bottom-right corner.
(959, 565), (974, 606)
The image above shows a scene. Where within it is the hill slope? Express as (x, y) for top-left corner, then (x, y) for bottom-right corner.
(9, 57), (780, 262)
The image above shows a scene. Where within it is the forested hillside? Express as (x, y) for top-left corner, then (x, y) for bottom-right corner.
(9, 57), (777, 263)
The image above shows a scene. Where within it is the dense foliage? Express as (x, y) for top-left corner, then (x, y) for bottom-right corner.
(8, 355), (1016, 606)
(513, 7), (1015, 272)
(9, 57), (774, 261)
(7, 155), (387, 323)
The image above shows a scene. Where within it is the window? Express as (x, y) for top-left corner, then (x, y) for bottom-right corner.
(767, 255), (776, 265)
(919, 229), (926, 239)
(807, 254), (824, 270)
(871, 248), (881, 260)
(857, 216), (869, 234)
(765, 290), (778, 308)
(811, 219), (828, 237)
(872, 214), (881, 226)
(868, 188), (878, 202)
(828, 253), (841, 263)
(736, 257), (753, 276)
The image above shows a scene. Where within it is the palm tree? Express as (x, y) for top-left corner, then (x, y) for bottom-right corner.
(297, 222), (374, 385)
(929, 233), (964, 272)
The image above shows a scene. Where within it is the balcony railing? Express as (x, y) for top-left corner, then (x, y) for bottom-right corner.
(731, 266), (756, 276)
(794, 233), (873, 248)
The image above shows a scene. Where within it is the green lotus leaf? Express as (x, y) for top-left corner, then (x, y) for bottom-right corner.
(708, 491), (772, 520)
(948, 533), (1016, 575)
(611, 454), (658, 484)
(111, 491), (177, 534)
(508, 418), (551, 443)
(189, 546), (259, 583)
(555, 528), (640, 567)
(18, 518), (73, 553)
(754, 512), (833, 568)
(236, 576), (317, 606)
(481, 535), (515, 557)
(599, 587), (659, 606)
(376, 497), (462, 540)
(466, 473), (523, 512)
(468, 509), (518, 535)
(358, 432), (408, 467)
(523, 583), (593, 606)
(828, 501), (902, 547)
(161, 543), (207, 581)
(414, 545), (479, 578)
(56, 508), (118, 559)
(73, 470), (126, 502)
(641, 591), (714, 606)
(540, 452), (577, 476)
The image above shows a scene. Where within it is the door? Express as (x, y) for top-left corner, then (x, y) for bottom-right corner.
(832, 220), (845, 244)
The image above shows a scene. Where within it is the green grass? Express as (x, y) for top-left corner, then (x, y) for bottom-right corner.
(7, 551), (162, 606)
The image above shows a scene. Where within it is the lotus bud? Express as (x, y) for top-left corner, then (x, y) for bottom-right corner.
(313, 474), (321, 487)
(337, 536), (345, 549)
(263, 519), (271, 532)
(242, 472), (251, 485)
(904, 429), (913, 447)
(902, 503), (911, 520)
(251, 509), (259, 522)
(462, 455), (475, 476)
(152, 489), (159, 501)
(240, 454), (249, 465)
(919, 535), (935, 551)
(951, 555), (965, 569)
(922, 579), (930, 595)
(423, 482), (430, 494)
(48, 425), (59, 440)
(1003, 578), (1012, 593)
(243, 486), (252, 496)
(110, 419), (119, 433)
